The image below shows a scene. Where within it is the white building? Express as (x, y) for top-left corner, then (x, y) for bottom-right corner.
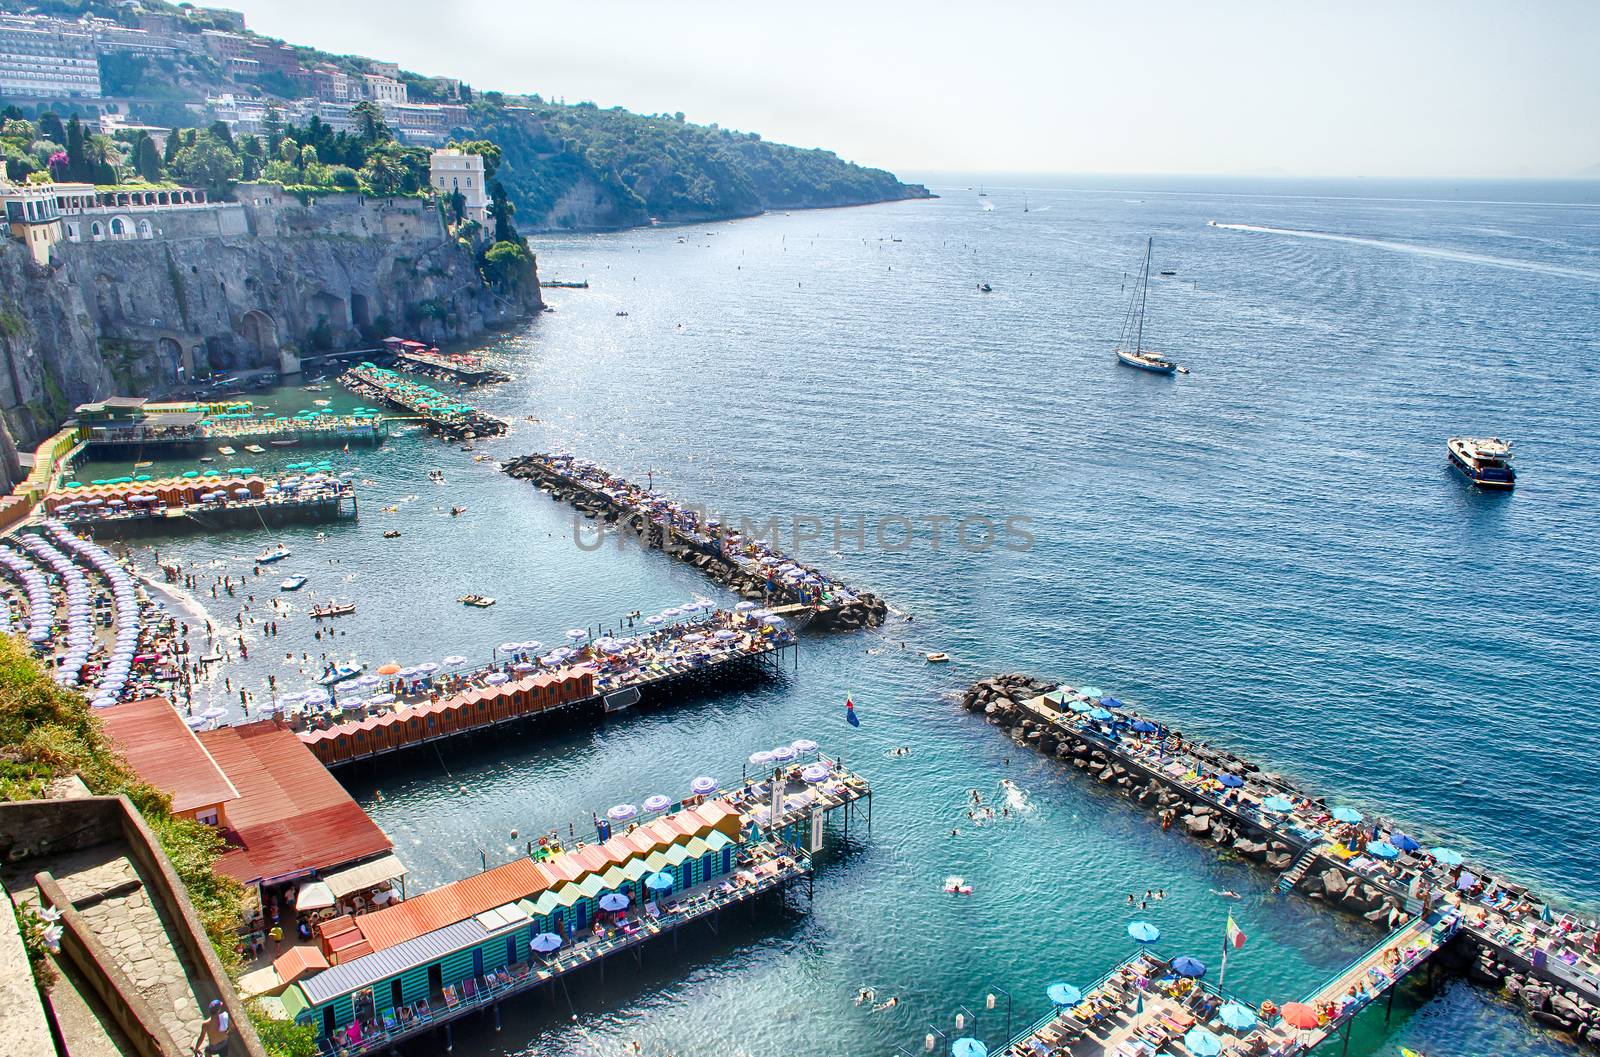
(361, 73), (407, 105)
(429, 148), (489, 226)
(0, 15), (101, 99)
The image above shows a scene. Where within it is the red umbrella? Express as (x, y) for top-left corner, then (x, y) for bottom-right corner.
(1279, 1003), (1320, 1030)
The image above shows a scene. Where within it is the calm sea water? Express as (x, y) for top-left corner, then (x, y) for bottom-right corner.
(86, 179), (1600, 1056)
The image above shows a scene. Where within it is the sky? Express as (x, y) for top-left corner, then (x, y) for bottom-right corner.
(233, 0), (1600, 180)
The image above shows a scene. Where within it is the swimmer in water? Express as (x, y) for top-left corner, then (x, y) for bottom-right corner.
(872, 997), (898, 1013)
(1213, 889), (1242, 900)
(855, 987), (875, 1006)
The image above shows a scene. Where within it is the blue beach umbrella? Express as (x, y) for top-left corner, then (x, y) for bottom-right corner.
(952, 1040), (987, 1057)
(1217, 1002), (1257, 1031)
(1262, 796), (1295, 814)
(1171, 956), (1207, 979)
(597, 893), (630, 912)
(1429, 847), (1464, 866)
(1047, 983), (1082, 1006)
(1068, 699), (1093, 713)
(1078, 686), (1103, 699)
(1331, 807), (1364, 824)
(1218, 773), (1245, 788)
(1390, 833), (1421, 852)
(1127, 921), (1161, 943)
(645, 871), (675, 893)
(530, 933), (562, 953)
(1101, 697), (1123, 710)
(1184, 1026), (1224, 1057)
(1089, 707), (1113, 721)
(1131, 720), (1158, 733)
(1367, 840), (1399, 860)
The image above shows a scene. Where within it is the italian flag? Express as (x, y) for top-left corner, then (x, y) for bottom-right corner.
(1226, 914), (1247, 949)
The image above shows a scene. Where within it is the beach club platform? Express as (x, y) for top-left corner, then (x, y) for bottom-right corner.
(295, 617), (798, 769)
(269, 757), (877, 1056)
(995, 910), (1458, 1057)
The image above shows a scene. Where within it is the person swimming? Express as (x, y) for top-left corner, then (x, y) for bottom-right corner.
(872, 996), (899, 1012)
(1213, 889), (1242, 899)
(855, 987), (875, 1006)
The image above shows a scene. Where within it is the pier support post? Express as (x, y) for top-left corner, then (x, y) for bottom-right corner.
(1385, 981), (1397, 1023)
(494, 1003), (501, 1031)
(444, 1023), (453, 1051)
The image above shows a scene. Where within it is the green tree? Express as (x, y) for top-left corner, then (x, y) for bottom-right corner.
(170, 131), (241, 190)
(207, 120), (234, 150)
(65, 115), (89, 182)
(1, 118), (37, 142)
(262, 106), (284, 154)
(489, 180), (516, 242)
(359, 146), (406, 196)
(163, 126), (181, 164)
(38, 111), (65, 143)
(448, 138), (501, 181)
(239, 135), (263, 180)
(134, 135), (162, 181)
(350, 101), (386, 146)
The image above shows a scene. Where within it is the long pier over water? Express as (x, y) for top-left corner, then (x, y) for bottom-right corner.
(504, 452), (889, 630)
(964, 674), (1600, 1051)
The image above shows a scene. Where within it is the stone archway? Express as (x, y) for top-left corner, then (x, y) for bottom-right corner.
(351, 292), (373, 330)
(241, 310), (278, 355)
(156, 336), (191, 384)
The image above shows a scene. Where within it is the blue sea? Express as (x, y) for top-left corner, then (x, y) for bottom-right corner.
(97, 177), (1600, 1056)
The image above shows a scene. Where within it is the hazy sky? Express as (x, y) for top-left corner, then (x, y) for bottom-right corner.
(235, 1), (1599, 180)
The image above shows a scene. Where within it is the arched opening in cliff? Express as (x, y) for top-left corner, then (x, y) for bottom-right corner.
(156, 337), (192, 384)
(351, 292), (373, 332)
(241, 310), (279, 361)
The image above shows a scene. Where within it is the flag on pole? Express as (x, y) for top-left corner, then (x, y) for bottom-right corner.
(845, 696), (860, 727)
(1225, 914), (1247, 949)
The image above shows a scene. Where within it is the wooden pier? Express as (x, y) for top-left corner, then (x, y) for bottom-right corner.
(503, 452), (889, 630)
(340, 365), (507, 440)
(965, 674), (1600, 1046)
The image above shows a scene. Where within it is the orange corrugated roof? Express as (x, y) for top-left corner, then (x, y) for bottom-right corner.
(273, 944), (330, 983)
(100, 698), (239, 814)
(198, 722), (392, 885)
(354, 857), (549, 951)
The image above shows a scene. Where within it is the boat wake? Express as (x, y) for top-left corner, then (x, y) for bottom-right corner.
(1000, 778), (1036, 815)
(1209, 221), (1600, 282)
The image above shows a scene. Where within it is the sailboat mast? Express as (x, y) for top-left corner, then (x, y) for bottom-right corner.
(1134, 237), (1152, 354)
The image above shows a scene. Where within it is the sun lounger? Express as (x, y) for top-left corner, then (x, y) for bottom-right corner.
(441, 985), (460, 1009)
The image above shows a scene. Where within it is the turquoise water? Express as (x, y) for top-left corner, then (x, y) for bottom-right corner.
(94, 180), (1600, 1056)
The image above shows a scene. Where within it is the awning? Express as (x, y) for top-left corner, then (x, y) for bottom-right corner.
(323, 853), (408, 899)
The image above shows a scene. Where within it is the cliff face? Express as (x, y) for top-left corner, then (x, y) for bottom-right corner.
(0, 185), (541, 489)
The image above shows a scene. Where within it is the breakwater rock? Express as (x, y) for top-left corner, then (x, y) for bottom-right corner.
(503, 453), (888, 631)
(961, 673), (1600, 1052)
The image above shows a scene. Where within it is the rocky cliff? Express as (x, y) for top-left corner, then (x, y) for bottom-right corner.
(0, 184), (541, 490)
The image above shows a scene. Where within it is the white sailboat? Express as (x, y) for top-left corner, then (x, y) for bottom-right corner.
(1115, 237), (1180, 375)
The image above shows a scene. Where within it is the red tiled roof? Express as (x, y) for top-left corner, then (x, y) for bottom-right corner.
(197, 721), (392, 886)
(99, 698), (239, 815)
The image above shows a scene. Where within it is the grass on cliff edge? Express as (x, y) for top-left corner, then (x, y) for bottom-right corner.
(0, 633), (315, 1057)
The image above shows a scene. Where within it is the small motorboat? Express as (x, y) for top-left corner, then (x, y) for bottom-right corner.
(198, 456), (215, 463)
(319, 663), (364, 686)
(428, 469), (446, 483)
(217, 446), (236, 456)
(244, 444), (266, 454)
(269, 438), (299, 448)
(615, 310), (629, 317)
(1448, 436), (1515, 489)
(458, 594), (496, 608)
(382, 530), (402, 539)
(925, 652), (951, 663)
(256, 544), (292, 564)
(943, 876), (974, 895)
(311, 601), (357, 619)
(977, 282), (993, 293)
(279, 575), (308, 591)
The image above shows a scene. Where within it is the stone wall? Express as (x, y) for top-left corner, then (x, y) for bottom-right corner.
(0, 185), (542, 491)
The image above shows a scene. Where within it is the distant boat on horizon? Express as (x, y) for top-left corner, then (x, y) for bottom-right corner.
(1115, 237), (1182, 376)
